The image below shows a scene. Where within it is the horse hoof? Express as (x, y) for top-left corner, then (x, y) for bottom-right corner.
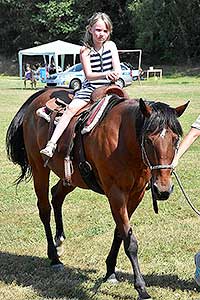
(51, 263), (64, 271)
(106, 273), (119, 284)
(137, 292), (152, 300)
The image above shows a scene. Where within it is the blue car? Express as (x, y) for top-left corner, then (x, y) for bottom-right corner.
(46, 63), (132, 89)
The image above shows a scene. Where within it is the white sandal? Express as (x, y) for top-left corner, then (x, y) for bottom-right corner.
(36, 107), (50, 122)
(40, 141), (57, 157)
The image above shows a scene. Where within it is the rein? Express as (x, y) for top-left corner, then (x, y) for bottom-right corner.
(173, 170), (200, 217)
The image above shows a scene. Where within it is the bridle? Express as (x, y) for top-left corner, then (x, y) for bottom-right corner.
(139, 112), (200, 218)
(141, 128), (200, 217)
(141, 133), (180, 171)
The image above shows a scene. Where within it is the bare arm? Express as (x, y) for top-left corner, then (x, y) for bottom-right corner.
(109, 41), (121, 76)
(177, 127), (200, 159)
(173, 127), (200, 167)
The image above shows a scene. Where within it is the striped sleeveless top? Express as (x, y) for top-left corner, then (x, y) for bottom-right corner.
(74, 46), (113, 101)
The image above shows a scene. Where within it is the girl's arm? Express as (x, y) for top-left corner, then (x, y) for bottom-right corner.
(109, 41), (121, 76)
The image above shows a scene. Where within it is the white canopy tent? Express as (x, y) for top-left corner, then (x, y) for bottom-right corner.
(18, 40), (81, 79)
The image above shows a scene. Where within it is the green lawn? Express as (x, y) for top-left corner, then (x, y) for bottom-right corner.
(0, 76), (200, 300)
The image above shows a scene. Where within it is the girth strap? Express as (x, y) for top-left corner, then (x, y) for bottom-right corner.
(76, 125), (104, 195)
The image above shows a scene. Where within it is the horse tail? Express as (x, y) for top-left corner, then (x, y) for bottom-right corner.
(6, 89), (46, 184)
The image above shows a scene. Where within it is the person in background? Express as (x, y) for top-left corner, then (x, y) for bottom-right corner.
(24, 64), (36, 89)
(33, 63), (41, 81)
(37, 12), (121, 157)
(173, 114), (200, 286)
(48, 62), (56, 75)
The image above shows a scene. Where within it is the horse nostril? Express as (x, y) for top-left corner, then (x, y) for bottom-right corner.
(152, 182), (173, 201)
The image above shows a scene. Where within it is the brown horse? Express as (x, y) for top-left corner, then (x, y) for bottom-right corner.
(6, 87), (189, 300)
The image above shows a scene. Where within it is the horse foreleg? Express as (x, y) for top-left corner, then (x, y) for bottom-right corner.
(51, 180), (75, 257)
(108, 189), (151, 300)
(105, 227), (122, 282)
(32, 166), (62, 267)
(124, 192), (151, 300)
(124, 228), (151, 300)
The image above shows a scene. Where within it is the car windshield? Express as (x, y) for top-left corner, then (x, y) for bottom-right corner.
(74, 64), (82, 71)
(121, 65), (127, 70)
(67, 64), (83, 72)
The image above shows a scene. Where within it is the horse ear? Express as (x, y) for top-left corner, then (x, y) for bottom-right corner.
(139, 98), (152, 118)
(175, 101), (190, 117)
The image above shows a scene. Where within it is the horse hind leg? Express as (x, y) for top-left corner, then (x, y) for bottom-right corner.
(105, 227), (122, 283)
(32, 164), (63, 268)
(51, 179), (75, 257)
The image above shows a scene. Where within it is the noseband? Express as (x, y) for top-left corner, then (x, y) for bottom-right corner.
(141, 134), (179, 171)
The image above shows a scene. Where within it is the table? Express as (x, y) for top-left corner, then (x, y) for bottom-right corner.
(147, 68), (162, 79)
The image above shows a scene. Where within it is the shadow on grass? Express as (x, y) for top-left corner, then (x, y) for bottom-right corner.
(90, 269), (200, 300)
(1, 252), (198, 299)
(116, 271), (199, 292)
(0, 251), (96, 300)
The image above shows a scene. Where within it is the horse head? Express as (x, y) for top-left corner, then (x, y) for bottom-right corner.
(139, 98), (189, 201)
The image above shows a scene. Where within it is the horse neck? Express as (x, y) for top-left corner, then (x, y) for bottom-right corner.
(120, 104), (142, 159)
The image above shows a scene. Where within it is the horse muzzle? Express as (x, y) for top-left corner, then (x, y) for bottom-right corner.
(151, 181), (174, 201)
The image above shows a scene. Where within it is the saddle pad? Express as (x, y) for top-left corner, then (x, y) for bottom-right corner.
(81, 95), (112, 134)
(80, 94), (125, 134)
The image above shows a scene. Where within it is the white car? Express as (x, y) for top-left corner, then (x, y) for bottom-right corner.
(46, 63), (132, 89)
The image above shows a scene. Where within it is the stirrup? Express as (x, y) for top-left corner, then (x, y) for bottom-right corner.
(40, 141), (57, 158)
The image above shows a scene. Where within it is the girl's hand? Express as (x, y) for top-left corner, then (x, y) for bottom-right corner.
(106, 71), (120, 82)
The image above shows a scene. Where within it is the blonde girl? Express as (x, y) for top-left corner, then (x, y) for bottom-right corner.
(39, 12), (121, 157)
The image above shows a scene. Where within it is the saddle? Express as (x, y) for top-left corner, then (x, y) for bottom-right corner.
(45, 84), (128, 147)
(45, 84), (128, 114)
(44, 85), (128, 188)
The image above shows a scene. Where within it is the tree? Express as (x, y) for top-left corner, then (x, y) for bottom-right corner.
(0, 0), (200, 64)
(127, 0), (200, 64)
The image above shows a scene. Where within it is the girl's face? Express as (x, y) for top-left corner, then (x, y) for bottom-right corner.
(89, 19), (110, 46)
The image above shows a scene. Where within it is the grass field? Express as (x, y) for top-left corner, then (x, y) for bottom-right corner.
(0, 75), (200, 300)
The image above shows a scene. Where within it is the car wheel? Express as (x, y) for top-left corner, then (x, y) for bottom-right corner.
(117, 78), (125, 88)
(70, 79), (81, 90)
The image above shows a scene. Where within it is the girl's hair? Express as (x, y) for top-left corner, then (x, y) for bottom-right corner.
(83, 12), (113, 48)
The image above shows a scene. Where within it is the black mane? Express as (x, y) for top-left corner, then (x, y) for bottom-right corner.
(136, 100), (183, 138)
